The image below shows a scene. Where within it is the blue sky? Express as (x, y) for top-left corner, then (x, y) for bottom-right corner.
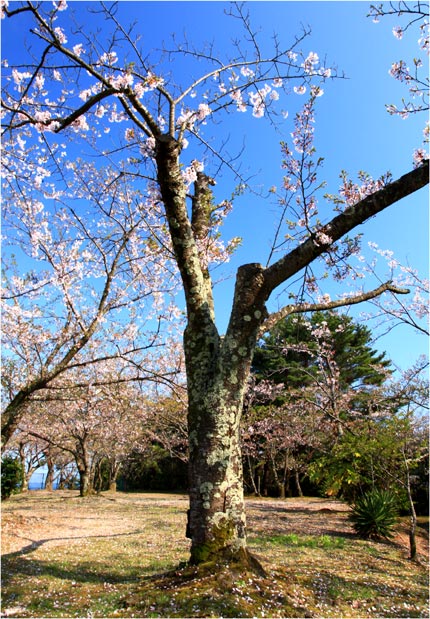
(2, 1), (428, 373)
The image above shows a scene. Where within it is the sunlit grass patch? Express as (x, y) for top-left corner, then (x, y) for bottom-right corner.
(250, 532), (346, 549)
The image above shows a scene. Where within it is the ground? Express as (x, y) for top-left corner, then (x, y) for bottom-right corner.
(1, 490), (428, 618)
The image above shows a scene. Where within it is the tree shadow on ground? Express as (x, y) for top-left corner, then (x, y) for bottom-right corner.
(1, 529), (144, 563)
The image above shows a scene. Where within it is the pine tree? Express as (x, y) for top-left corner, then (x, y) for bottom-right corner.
(252, 311), (391, 395)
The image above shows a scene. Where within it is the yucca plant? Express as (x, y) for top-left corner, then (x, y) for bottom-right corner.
(349, 488), (399, 540)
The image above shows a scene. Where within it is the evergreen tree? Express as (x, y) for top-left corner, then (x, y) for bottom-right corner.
(253, 311), (391, 396)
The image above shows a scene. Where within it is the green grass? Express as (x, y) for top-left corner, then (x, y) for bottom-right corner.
(1, 491), (428, 618)
(250, 532), (346, 549)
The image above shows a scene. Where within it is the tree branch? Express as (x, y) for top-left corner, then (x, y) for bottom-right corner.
(263, 161), (429, 296)
(260, 281), (410, 335)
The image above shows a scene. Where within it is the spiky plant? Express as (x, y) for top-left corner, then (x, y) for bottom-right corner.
(349, 488), (399, 540)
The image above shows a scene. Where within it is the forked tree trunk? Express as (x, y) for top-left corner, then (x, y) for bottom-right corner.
(155, 134), (429, 570)
(183, 264), (268, 569)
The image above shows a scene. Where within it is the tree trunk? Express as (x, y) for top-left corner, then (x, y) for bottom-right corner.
(187, 392), (248, 566)
(21, 474), (29, 492)
(108, 460), (120, 492)
(44, 455), (54, 491)
(405, 458), (418, 560)
(246, 454), (260, 496)
(185, 329), (254, 567)
(295, 470), (304, 497)
(183, 265), (267, 570)
(78, 467), (91, 497)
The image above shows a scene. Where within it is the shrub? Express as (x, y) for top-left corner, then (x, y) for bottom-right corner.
(349, 488), (399, 540)
(1, 456), (23, 500)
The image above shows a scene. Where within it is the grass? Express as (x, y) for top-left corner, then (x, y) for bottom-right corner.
(250, 532), (346, 549)
(1, 490), (428, 618)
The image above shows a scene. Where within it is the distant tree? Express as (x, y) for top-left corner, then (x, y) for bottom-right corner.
(308, 358), (428, 533)
(22, 372), (149, 496)
(245, 312), (393, 497)
(1, 456), (23, 499)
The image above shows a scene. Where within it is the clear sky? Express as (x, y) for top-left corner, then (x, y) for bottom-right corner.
(2, 1), (428, 373)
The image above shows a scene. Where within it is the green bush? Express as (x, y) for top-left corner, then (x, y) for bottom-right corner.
(1, 456), (23, 500)
(349, 488), (399, 540)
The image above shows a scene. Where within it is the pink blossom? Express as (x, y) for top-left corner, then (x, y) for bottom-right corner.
(12, 69), (31, 86)
(392, 26), (403, 39)
(145, 72), (164, 90)
(303, 51), (319, 73)
(0, 0), (9, 18)
(314, 231), (332, 246)
(230, 89), (243, 103)
(140, 137), (156, 157)
(177, 109), (195, 128)
(99, 51), (118, 66)
(196, 103), (211, 121)
(418, 21), (429, 53)
(73, 43), (84, 57)
(240, 66), (254, 78)
(109, 72), (134, 90)
(294, 85), (306, 95)
(182, 160), (204, 187)
(134, 82), (145, 98)
(389, 60), (410, 82)
(413, 148), (428, 167)
(310, 85), (324, 98)
(53, 27), (67, 44)
(71, 115), (89, 132)
(252, 104), (265, 118)
(79, 88), (92, 101)
(52, 0), (67, 10)
(34, 73), (45, 90)
(34, 110), (51, 125)
(95, 105), (107, 118)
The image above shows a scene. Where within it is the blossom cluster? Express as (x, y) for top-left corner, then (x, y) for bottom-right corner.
(337, 170), (393, 207)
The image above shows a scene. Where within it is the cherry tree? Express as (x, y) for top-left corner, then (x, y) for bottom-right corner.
(1, 136), (186, 448)
(242, 379), (328, 498)
(1, 2), (428, 570)
(5, 429), (48, 491)
(243, 311), (394, 497)
(22, 368), (149, 496)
